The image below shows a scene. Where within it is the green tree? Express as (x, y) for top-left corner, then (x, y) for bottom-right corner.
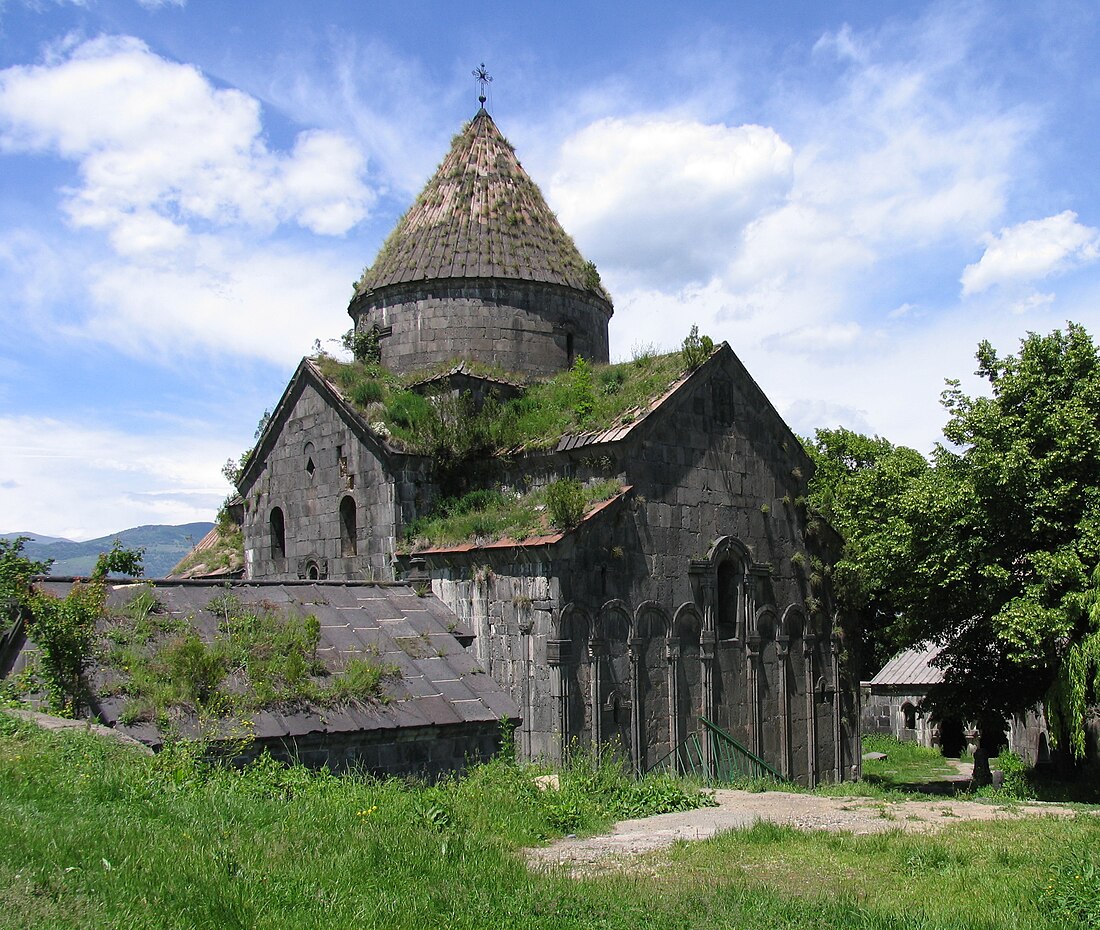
(803, 428), (929, 676)
(820, 324), (1100, 755)
(21, 542), (143, 716)
(0, 537), (52, 634)
(909, 324), (1100, 751)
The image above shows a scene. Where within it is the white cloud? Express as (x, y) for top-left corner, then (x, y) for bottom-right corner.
(81, 235), (355, 365)
(961, 211), (1100, 295)
(764, 321), (866, 356)
(0, 35), (374, 254)
(550, 9), (1028, 363)
(550, 118), (794, 286)
(0, 415), (231, 539)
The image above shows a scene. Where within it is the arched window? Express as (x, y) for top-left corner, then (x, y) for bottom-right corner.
(716, 559), (741, 639)
(340, 495), (357, 557)
(270, 507), (286, 559)
(901, 702), (917, 730)
(303, 441), (316, 478)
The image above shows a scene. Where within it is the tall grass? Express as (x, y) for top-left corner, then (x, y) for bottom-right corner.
(1, 714), (1098, 929)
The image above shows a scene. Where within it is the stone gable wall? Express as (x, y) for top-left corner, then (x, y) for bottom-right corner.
(352, 278), (611, 378)
(240, 382), (431, 581)
(414, 359), (858, 785)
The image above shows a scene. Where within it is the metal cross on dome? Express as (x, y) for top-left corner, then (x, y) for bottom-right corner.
(473, 63), (492, 105)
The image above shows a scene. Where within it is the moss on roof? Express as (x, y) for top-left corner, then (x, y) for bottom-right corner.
(355, 109), (611, 304)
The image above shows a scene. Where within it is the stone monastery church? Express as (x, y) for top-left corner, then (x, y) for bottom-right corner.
(235, 103), (860, 785)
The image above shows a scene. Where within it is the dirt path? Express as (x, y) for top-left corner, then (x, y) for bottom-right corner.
(526, 788), (1080, 876)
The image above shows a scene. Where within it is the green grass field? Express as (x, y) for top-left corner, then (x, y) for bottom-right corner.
(1, 716), (1097, 929)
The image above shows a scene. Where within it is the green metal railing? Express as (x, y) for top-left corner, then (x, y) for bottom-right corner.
(648, 716), (786, 784)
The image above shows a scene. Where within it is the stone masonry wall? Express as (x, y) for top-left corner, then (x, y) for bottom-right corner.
(241, 380), (431, 581)
(414, 352), (858, 785)
(238, 721), (505, 779)
(352, 278), (611, 378)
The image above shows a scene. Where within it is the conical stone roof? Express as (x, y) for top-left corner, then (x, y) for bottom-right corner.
(354, 109), (611, 305)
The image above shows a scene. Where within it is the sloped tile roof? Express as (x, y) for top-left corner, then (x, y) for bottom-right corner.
(27, 579), (518, 745)
(355, 108), (611, 303)
(868, 642), (945, 687)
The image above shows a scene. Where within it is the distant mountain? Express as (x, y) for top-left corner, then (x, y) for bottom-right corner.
(1, 523), (215, 579)
(2, 532), (73, 545)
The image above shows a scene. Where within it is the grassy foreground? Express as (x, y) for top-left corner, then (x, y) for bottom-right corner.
(1, 716), (1098, 930)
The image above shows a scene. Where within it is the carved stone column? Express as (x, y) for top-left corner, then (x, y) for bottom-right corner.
(803, 633), (817, 787)
(667, 638), (681, 767)
(776, 634), (790, 779)
(547, 637), (571, 764)
(831, 631), (843, 783)
(746, 631), (762, 757)
(628, 635), (645, 774)
(519, 613), (534, 761)
(589, 638), (605, 748)
(700, 629), (716, 775)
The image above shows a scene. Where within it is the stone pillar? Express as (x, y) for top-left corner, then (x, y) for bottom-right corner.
(746, 632), (762, 757)
(804, 633), (817, 787)
(667, 638), (681, 768)
(589, 639), (605, 748)
(628, 636), (645, 774)
(547, 637), (571, 764)
(692, 563), (717, 778)
(519, 613), (534, 760)
(831, 632), (843, 783)
(700, 629), (716, 775)
(777, 634), (791, 779)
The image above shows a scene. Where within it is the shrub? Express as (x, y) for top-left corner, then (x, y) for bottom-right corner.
(993, 749), (1033, 799)
(681, 324), (715, 370)
(545, 479), (587, 529)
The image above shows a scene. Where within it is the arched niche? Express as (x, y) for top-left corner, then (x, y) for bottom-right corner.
(595, 599), (632, 761)
(339, 495), (357, 557)
(269, 506), (286, 560)
(555, 603), (592, 748)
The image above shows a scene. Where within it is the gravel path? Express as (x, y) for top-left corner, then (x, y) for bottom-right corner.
(526, 788), (1080, 876)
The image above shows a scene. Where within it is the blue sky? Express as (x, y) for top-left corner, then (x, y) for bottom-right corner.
(2, 0), (1100, 540)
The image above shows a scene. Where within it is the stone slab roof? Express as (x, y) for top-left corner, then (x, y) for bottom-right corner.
(868, 642), (945, 688)
(355, 108), (611, 304)
(26, 579), (518, 747)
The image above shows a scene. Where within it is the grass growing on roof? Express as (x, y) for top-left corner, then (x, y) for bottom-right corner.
(99, 589), (400, 726)
(311, 349), (688, 455)
(401, 479), (623, 551)
(169, 521), (244, 577)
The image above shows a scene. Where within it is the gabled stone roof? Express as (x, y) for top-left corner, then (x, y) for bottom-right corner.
(355, 108), (611, 304)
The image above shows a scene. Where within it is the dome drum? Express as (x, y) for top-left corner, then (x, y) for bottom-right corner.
(351, 277), (611, 378)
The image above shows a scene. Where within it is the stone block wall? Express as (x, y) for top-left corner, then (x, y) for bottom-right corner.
(861, 687), (936, 748)
(352, 278), (611, 378)
(238, 721), (506, 779)
(407, 352), (860, 785)
(241, 380), (430, 581)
